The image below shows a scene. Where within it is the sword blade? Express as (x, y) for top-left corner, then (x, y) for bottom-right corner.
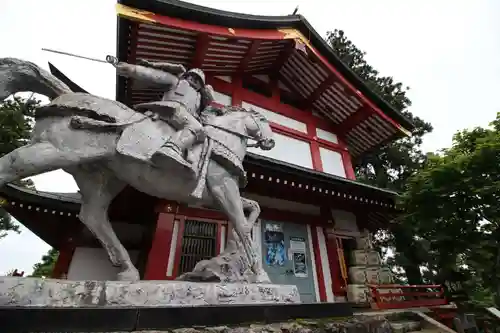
(41, 48), (108, 64)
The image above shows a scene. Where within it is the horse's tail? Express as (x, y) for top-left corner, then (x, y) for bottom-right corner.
(0, 57), (73, 101)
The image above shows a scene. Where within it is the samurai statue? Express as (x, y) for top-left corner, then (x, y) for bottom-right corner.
(106, 55), (215, 175)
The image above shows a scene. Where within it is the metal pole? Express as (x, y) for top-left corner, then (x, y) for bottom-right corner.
(41, 48), (108, 64)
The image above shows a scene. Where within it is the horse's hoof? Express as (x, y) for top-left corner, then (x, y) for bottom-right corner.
(117, 268), (140, 281)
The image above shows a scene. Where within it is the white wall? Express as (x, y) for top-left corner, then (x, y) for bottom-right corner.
(67, 247), (139, 281)
(248, 132), (313, 169)
(316, 128), (338, 144)
(319, 147), (346, 178)
(212, 91), (232, 106)
(243, 101), (307, 133)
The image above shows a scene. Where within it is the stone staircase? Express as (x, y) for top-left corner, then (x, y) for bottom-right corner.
(347, 230), (403, 305)
(370, 311), (457, 333)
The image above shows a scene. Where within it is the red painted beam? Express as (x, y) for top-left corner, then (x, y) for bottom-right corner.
(278, 73), (306, 101)
(296, 42), (406, 134)
(303, 76), (335, 109)
(337, 105), (372, 136)
(191, 33), (210, 68)
(238, 40), (262, 74)
(270, 40), (295, 81)
(121, 3), (407, 135)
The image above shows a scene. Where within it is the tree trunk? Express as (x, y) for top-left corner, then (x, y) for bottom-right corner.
(494, 228), (500, 307)
(392, 225), (423, 285)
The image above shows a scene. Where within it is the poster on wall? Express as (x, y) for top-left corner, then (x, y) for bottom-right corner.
(264, 223), (286, 266)
(292, 252), (308, 278)
(289, 237), (308, 278)
(289, 237), (306, 252)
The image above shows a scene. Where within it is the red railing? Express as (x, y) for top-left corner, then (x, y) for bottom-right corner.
(368, 284), (448, 310)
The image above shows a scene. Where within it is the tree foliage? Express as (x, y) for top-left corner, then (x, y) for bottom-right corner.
(326, 29), (432, 283)
(0, 96), (37, 239)
(31, 248), (59, 278)
(327, 29), (500, 308)
(400, 113), (500, 306)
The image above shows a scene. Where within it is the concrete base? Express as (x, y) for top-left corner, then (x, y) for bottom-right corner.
(0, 277), (300, 307)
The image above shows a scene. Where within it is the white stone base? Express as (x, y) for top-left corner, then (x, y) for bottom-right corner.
(0, 277), (300, 307)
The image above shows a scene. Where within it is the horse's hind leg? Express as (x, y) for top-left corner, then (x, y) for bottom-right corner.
(0, 142), (80, 186)
(70, 165), (140, 281)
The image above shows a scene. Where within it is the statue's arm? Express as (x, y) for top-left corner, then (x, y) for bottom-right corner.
(136, 59), (186, 75)
(106, 56), (179, 88)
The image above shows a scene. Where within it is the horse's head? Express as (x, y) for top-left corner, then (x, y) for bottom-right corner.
(208, 105), (275, 150)
(241, 108), (275, 151)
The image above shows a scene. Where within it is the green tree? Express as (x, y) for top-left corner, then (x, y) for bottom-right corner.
(401, 112), (500, 306)
(31, 248), (59, 278)
(326, 30), (432, 283)
(0, 96), (37, 239)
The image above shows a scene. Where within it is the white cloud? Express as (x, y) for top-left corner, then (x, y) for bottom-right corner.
(1, 0), (499, 274)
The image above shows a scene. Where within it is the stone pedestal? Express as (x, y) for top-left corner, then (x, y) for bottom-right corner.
(0, 277), (300, 307)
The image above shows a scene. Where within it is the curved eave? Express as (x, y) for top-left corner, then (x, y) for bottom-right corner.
(0, 153), (398, 234)
(0, 184), (81, 249)
(0, 184), (81, 208)
(116, 0), (414, 133)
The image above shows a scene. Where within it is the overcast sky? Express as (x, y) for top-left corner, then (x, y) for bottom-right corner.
(0, 0), (499, 275)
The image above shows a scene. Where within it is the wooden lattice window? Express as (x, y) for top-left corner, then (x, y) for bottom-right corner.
(179, 220), (217, 274)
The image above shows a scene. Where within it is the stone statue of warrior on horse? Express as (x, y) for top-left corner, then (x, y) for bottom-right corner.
(0, 55), (276, 283)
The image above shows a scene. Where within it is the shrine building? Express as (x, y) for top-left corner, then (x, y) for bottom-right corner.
(0, 0), (418, 305)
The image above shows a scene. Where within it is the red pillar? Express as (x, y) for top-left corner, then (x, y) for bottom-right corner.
(307, 123), (324, 172)
(310, 225), (327, 302)
(51, 240), (75, 279)
(232, 76), (243, 107)
(144, 201), (178, 280)
(341, 150), (356, 180)
(324, 228), (347, 298)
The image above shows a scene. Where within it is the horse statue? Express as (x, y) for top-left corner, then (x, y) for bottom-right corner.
(0, 57), (275, 283)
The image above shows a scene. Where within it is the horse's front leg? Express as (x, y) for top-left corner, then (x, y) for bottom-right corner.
(206, 163), (257, 273)
(241, 197), (261, 232)
(241, 197), (271, 283)
(225, 197), (261, 254)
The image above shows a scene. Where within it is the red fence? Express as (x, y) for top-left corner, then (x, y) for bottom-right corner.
(367, 284), (448, 310)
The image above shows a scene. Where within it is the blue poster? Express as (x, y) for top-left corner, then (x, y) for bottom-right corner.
(264, 223), (286, 266)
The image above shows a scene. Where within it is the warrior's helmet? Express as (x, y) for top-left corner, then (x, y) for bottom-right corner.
(183, 68), (205, 86)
